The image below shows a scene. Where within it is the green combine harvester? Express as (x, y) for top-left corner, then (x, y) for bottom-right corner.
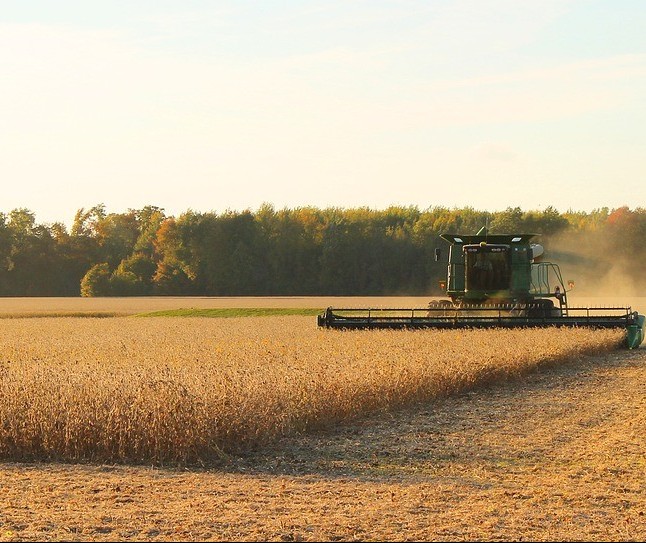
(317, 227), (645, 349)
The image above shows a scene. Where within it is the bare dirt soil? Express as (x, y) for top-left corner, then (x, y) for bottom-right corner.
(0, 347), (643, 542)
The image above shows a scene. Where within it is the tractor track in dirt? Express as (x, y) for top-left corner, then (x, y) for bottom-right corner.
(0, 347), (644, 542)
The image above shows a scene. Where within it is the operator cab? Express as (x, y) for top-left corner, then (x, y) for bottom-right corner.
(464, 243), (510, 292)
(439, 229), (569, 307)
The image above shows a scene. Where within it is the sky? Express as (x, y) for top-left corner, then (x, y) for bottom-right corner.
(1, 0), (645, 226)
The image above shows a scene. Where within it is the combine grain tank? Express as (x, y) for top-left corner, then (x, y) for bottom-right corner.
(317, 227), (645, 349)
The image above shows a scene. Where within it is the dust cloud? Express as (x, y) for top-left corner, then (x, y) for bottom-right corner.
(543, 230), (642, 299)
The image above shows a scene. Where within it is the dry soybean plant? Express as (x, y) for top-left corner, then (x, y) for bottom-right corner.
(0, 317), (624, 465)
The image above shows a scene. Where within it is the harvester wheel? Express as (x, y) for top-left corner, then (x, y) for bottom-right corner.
(526, 299), (561, 319)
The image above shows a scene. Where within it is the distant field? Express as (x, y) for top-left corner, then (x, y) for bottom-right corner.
(0, 296), (435, 316)
(0, 295), (643, 317)
(134, 308), (321, 318)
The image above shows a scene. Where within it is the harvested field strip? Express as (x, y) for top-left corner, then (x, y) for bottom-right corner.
(0, 349), (642, 541)
(0, 317), (625, 465)
(134, 308), (322, 317)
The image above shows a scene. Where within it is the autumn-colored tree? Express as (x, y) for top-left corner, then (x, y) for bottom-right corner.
(133, 206), (166, 257)
(152, 260), (193, 294)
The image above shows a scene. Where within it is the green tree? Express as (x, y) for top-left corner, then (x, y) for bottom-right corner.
(80, 263), (112, 297)
(489, 207), (524, 233)
(110, 253), (157, 295)
(0, 213), (12, 294)
(0, 204), (644, 298)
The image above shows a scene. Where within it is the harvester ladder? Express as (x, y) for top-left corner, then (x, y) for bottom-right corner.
(530, 261), (570, 315)
(531, 262), (553, 295)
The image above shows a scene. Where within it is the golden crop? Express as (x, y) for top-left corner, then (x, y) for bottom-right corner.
(0, 316), (624, 465)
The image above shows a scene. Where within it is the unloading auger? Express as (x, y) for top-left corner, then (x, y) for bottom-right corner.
(317, 227), (645, 349)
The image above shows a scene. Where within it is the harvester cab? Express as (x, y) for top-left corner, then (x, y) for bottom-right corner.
(317, 227), (645, 349)
(437, 227), (568, 315)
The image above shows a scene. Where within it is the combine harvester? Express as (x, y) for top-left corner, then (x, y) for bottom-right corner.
(317, 227), (645, 349)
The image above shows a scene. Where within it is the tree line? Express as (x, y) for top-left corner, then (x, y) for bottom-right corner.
(0, 204), (643, 297)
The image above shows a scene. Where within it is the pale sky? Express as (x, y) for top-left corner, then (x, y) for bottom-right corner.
(1, 0), (645, 226)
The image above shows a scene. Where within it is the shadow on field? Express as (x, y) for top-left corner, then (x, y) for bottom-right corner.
(225, 348), (644, 483)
